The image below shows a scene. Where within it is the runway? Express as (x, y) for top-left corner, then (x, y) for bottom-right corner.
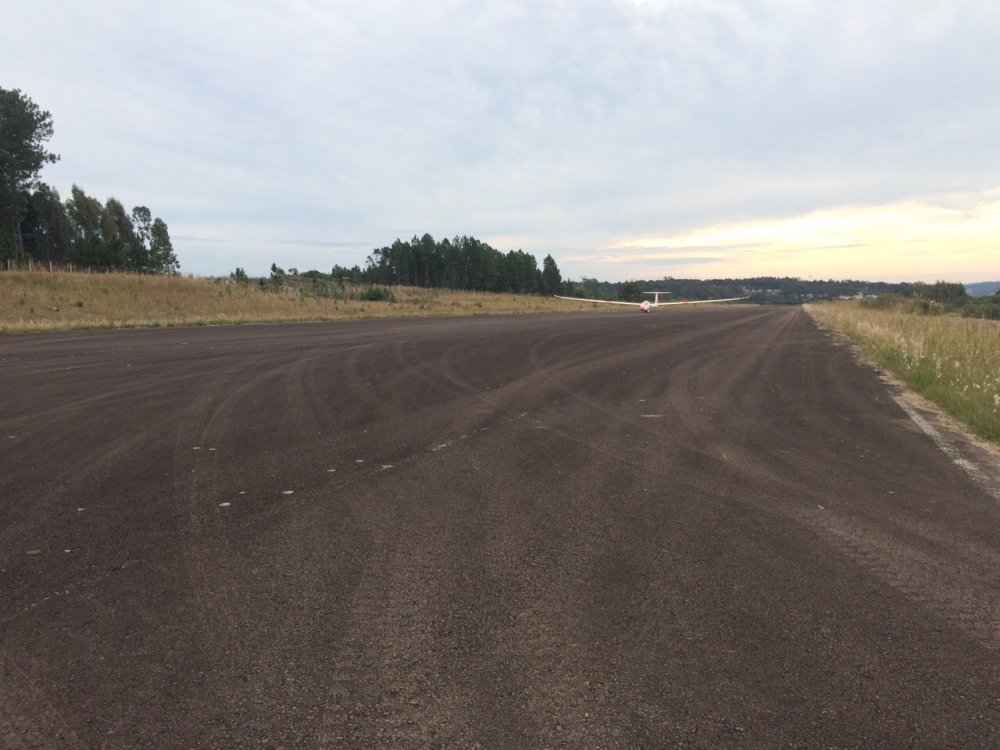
(3, 307), (1000, 747)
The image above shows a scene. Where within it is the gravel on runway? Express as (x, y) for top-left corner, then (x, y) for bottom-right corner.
(3, 307), (1000, 748)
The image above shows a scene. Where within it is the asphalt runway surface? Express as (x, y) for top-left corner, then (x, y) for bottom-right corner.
(4, 306), (1000, 748)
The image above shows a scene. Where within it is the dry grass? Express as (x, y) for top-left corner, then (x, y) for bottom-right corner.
(0, 270), (632, 333)
(808, 301), (1000, 444)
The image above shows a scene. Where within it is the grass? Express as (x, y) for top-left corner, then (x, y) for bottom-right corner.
(808, 301), (1000, 445)
(0, 270), (631, 334)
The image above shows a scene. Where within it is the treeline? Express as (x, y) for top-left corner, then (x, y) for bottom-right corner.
(864, 281), (1000, 320)
(13, 184), (178, 273)
(1, 87), (177, 273)
(249, 248), (928, 308)
(568, 276), (914, 304)
(238, 234), (566, 296)
(239, 236), (566, 298)
(364, 234), (564, 295)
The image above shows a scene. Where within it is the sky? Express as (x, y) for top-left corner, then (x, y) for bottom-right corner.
(3, 0), (999, 282)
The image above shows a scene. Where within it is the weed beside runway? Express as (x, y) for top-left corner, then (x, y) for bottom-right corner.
(809, 301), (1000, 444)
(0, 271), (623, 333)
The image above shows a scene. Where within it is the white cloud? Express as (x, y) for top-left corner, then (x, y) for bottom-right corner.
(3, 0), (998, 279)
(597, 190), (1000, 281)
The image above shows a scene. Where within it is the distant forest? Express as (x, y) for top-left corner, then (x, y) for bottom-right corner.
(363, 234), (564, 295)
(1, 87), (177, 273)
(247, 238), (916, 306)
(570, 276), (914, 305)
(245, 234), (567, 297)
(4, 87), (985, 300)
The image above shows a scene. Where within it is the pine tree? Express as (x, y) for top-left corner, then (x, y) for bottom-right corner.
(0, 88), (59, 260)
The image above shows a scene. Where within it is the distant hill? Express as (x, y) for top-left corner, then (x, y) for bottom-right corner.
(965, 281), (1000, 297)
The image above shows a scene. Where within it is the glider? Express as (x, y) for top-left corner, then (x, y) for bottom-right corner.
(554, 291), (749, 312)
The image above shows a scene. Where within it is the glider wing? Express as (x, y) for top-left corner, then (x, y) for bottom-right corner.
(552, 295), (642, 306)
(655, 296), (748, 305)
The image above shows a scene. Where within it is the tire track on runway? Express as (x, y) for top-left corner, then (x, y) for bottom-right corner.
(314, 491), (479, 748)
(9, 311), (1000, 746)
(166, 346), (365, 733)
(670, 309), (1000, 654)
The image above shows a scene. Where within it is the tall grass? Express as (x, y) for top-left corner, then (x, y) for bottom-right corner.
(0, 270), (627, 333)
(809, 301), (1000, 444)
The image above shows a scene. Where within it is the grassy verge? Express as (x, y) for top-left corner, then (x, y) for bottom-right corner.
(0, 271), (630, 333)
(807, 301), (1000, 444)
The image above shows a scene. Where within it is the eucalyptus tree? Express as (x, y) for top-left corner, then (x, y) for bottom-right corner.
(20, 184), (72, 264)
(150, 218), (178, 273)
(65, 185), (106, 267)
(129, 205), (152, 271)
(102, 198), (135, 270)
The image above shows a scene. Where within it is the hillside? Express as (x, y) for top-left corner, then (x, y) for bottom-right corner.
(966, 281), (1000, 297)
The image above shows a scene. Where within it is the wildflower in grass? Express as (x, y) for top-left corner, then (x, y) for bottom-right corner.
(809, 300), (1000, 444)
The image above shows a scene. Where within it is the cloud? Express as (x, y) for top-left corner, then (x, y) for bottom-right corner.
(171, 235), (234, 243)
(4, 0), (999, 279)
(274, 240), (370, 249)
(592, 190), (1000, 280)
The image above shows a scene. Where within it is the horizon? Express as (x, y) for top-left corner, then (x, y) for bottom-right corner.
(191, 264), (999, 290)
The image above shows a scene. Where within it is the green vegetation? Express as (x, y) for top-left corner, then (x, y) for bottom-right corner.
(349, 245), (919, 305)
(1, 87), (177, 273)
(359, 285), (395, 302)
(0, 270), (627, 333)
(363, 234), (564, 295)
(559, 276), (914, 304)
(225, 239), (565, 300)
(620, 280), (643, 302)
(1, 88), (58, 260)
(860, 281), (1000, 320)
(965, 296), (1000, 320)
(809, 301), (1000, 445)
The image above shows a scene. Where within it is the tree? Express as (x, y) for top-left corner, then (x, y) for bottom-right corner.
(541, 254), (561, 296)
(129, 206), (152, 271)
(103, 198), (134, 270)
(621, 280), (643, 302)
(0, 88), (59, 260)
(20, 184), (71, 264)
(913, 281), (967, 307)
(65, 185), (106, 267)
(361, 233), (562, 295)
(149, 217), (178, 274)
(270, 263), (285, 288)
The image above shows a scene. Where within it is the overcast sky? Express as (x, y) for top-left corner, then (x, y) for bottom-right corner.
(4, 0), (998, 281)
